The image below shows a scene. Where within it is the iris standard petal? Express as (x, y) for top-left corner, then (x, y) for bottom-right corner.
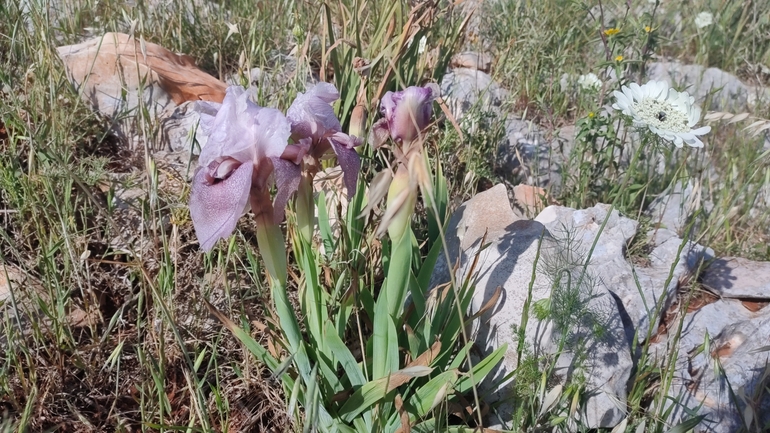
(287, 82), (342, 143)
(195, 100), (222, 136)
(198, 86), (261, 167)
(379, 91), (397, 119)
(387, 85), (436, 143)
(253, 106), (292, 161)
(305, 82), (340, 104)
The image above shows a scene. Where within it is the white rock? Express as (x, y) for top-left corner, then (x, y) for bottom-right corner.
(431, 194), (636, 429)
(701, 257), (770, 300)
(439, 68), (507, 121)
(647, 179), (713, 236)
(647, 62), (770, 111)
(450, 51), (492, 73)
(159, 101), (208, 154)
(537, 205), (712, 340)
(496, 116), (563, 190)
(57, 32), (226, 146)
(652, 299), (770, 433)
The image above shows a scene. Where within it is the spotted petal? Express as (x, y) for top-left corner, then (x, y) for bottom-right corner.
(189, 162), (253, 251)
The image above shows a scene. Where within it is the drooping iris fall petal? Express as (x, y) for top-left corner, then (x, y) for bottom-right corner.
(328, 132), (363, 197)
(189, 161), (253, 252)
(271, 157), (302, 222)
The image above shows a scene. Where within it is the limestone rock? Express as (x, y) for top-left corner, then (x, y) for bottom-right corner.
(57, 32), (226, 144)
(512, 184), (551, 219)
(536, 205), (712, 340)
(647, 62), (770, 111)
(701, 257), (770, 300)
(647, 179), (713, 236)
(496, 117), (563, 190)
(652, 299), (770, 433)
(159, 101), (208, 154)
(450, 51), (492, 73)
(431, 194), (636, 429)
(439, 68), (507, 121)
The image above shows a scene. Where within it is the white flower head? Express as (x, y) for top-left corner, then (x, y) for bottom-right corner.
(612, 80), (711, 148)
(577, 73), (602, 91)
(695, 11), (714, 29)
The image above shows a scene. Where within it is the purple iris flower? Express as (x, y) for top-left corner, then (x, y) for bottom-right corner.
(373, 84), (439, 146)
(189, 86), (300, 251)
(286, 82), (362, 196)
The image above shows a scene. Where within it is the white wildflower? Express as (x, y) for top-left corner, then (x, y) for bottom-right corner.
(694, 12), (713, 29)
(577, 73), (602, 91)
(612, 80), (711, 148)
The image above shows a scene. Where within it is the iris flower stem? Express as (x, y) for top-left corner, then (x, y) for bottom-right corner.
(248, 185), (288, 286)
(296, 172), (315, 245)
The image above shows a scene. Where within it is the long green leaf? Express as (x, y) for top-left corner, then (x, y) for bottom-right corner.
(405, 370), (458, 417)
(454, 344), (507, 395)
(317, 190), (336, 256)
(385, 227), (413, 318)
(272, 283), (312, 382)
(665, 415), (707, 433)
(338, 366), (433, 422)
(298, 241), (327, 356)
(324, 320), (366, 387)
(372, 301), (399, 380)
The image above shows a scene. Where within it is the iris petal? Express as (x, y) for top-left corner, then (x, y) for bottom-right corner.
(329, 132), (363, 197)
(287, 82), (342, 142)
(271, 157), (302, 223)
(190, 162), (253, 251)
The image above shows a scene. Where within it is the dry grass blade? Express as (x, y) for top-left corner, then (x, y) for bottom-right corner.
(728, 112), (750, 124)
(436, 95), (464, 142)
(538, 384), (563, 418)
(395, 394), (411, 433)
(406, 341), (441, 369)
(704, 111), (735, 122)
(359, 169), (393, 219)
(206, 300), (241, 334)
(745, 119), (770, 137)
(468, 285), (502, 322)
(375, 181), (416, 238)
(385, 343), (439, 393)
